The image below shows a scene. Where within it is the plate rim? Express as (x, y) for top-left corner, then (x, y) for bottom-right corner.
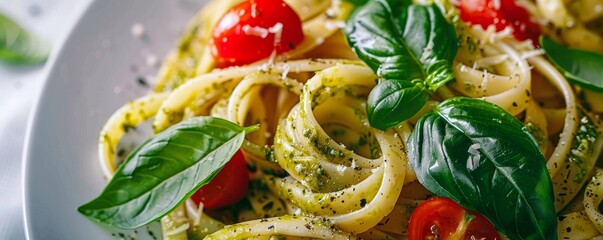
(20, 0), (98, 238)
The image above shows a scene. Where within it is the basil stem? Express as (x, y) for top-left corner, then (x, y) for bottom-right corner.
(78, 117), (257, 229)
(408, 97), (557, 240)
(345, 0), (457, 130)
(541, 36), (603, 93)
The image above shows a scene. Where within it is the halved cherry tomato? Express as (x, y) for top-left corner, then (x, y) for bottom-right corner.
(408, 197), (501, 240)
(457, 0), (541, 45)
(190, 150), (249, 209)
(210, 0), (304, 68)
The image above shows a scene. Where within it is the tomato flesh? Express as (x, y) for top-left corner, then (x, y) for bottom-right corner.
(211, 0), (304, 68)
(408, 197), (501, 240)
(190, 150), (249, 209)
(457, 0), (541, 45)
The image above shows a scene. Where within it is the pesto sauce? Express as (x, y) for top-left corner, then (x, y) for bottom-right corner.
(524, 122), (547, 150)
(205, 215), (337, 239)
(568, 109), (600, 184)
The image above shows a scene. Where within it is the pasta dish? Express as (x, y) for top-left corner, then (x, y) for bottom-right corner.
(78, 0), (603, 239)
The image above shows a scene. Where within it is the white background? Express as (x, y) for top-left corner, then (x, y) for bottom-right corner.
(0, 0), (92, 239)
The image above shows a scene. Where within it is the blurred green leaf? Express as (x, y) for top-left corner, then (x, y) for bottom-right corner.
(0, 13), (50, 64)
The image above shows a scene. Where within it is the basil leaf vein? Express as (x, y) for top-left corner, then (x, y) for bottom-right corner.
(78, 117), (257, 229)
(345, 0), (457, 130)
(541, 36), (603, 92)
(408, 97), (557, 240)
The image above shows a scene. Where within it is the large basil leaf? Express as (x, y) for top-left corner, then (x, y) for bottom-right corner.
(0, 14), (49, 64)
(541, 36), (603, 92)
(345, 0), (457, 130)
(408, 97), (557, 240)
(78, 117), (257, 229)
(367, 80), (429, 129)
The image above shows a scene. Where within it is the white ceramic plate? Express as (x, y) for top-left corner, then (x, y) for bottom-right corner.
(22, 0), (207, 239)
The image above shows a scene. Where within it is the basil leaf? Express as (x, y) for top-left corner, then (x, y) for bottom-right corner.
(78, 117), (257, 229)
(346, 0), (424, 82)
(408, 97), (557, 240)
(0, 14), (49, 64)
(367, 81), (429, 129)
(541, 36), (603, 92)
(425, 60), (455, 89)
(345, 0), (457, 130)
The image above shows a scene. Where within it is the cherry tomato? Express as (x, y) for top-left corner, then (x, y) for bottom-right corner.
(210, 0), (304, 68)
(457, 0), (541, 45)
(190, 150), (249, 209)
(408, 197), (501, 240)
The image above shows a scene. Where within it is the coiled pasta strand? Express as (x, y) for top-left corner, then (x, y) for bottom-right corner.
(265, 65), (410, 234)
(204, 215), (358, 239)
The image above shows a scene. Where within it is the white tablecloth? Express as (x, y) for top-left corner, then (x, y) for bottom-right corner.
(0, 0), (91, 239)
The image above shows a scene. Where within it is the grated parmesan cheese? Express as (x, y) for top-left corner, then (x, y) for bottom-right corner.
(241, 22), (283, 39)
(250, 1), (258, 18)
(269, 22), (284, 65)
(459, 64), (469, 73)
(494, 26), (514, 39)
(336, 165), (346, 175)
(293, 208), (302, 216)
(268, 22), (283, 34)
(520, 49), (544, 60)
(474, 25), (514, 44)
(281, 63), (291, 79)
(185, 200), (199, 224)
(163, 223), (190, 236)
(242, 24), (269, 38)
(270, 22), (283, 47)
(194, 202), (205, 226)
(516, 39), (536, 49)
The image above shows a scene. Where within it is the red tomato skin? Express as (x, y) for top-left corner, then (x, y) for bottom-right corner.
(408, 197), (466, 240)
(408, 197), (501, 240)
(190, 150), (249, 209)
(464, 212), (502, 240)
(211, 0), (304, 68)
(457, 0), (541, 45)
